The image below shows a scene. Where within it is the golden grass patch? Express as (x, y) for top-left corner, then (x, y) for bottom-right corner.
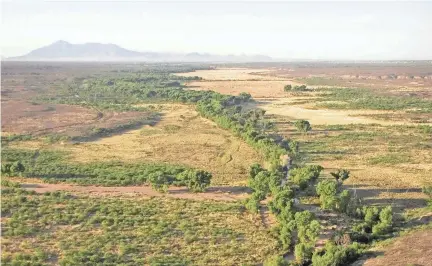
(10, 104), (263, 186)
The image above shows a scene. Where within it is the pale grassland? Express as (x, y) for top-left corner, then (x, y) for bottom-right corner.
(9, 104), (264, 186)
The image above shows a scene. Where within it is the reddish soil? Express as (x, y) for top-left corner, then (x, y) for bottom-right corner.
(1, 100), (150, 137)
(361, 229), (432, 266)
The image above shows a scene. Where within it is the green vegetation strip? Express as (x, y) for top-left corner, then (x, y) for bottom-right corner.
(1, 188), (279, 265)
(316, 87), (432, 112)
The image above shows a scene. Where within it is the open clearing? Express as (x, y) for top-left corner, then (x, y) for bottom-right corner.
(1, 100), (152, 137)
(9, 104), (263, 186)
(6, 179), (248, 202)
(255, 98), (416, 126)
(176, 68), (289, 81)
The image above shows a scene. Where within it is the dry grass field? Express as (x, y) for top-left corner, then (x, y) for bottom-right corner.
(9, 104), (263, 186)
(361, 228), (432, 266)
(179, 67), (431, 213)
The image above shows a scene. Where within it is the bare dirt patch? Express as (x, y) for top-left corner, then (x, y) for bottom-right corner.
(175, 68), (289, 81)
(361, 229), (432, 266)
(256, 98), (417, 126)
(185, 80), (301, 98)
(1, 100), (152, 137)
(13, 181), (248, 202)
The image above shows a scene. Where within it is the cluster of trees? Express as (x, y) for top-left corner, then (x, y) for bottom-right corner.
(2, 149), (212, 192)
(269, 187), (321, 264)
(149, 169), (212, 193)
(284, 85), (308, 92)
(289, 165), (323, 190)
(245, 163), (328, 264)
(351, 206), (393, 239)
(1, 161), (25, 177)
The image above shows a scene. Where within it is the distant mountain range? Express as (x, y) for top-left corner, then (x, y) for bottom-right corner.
(6, 40), (272, 62)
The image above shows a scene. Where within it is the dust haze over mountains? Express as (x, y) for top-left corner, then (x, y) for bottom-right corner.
(6, 40), (273, 62)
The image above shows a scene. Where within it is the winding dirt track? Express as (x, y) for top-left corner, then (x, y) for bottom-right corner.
(17, 182), (249, 202)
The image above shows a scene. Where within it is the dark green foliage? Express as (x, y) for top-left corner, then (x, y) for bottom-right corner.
(311, 242), (363, 266)
(294, 242), (313, 264)
(372, 206), (393, 236)
(363, 206), (380, 224)
(294, 120), (311, 133)
(284, 85), (292, 92)
(337, 190), (352, 214)
(278, 223), (295, 251)
(284, 84), (308, 92)
(289, 165), (323, 190)
(245, 193), (261, 213)
(148, 171), (173, 193)
(177, 170), (212, 192)
(1, 161), (25, 177)
(316, 180), (338, 210)
(269, 187), (295, 218)
(330, 169), (350, 183)
(1, 148), (210, 191)
(295, 211), (321, 244)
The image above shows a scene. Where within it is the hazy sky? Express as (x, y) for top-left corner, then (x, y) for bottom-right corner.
(2, 1), (432, 60)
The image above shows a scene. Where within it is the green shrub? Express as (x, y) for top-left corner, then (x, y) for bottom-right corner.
(289, 165), (323, 190)
(311, 242), (362, 266)
(177, 170), (212, 192)
(294, 242), (313, 264)
(294, 120), (312, 133)
(245, 193), (261, 213)
(330, 169), (350, 183)
(316, 180), (338, 210)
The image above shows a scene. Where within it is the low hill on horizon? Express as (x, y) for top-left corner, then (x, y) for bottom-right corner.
(7, 40), (272, 62)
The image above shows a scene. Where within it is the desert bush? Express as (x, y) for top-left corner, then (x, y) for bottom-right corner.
(311, 241), (362, 266)
(295, 211), (321, 244)
(316, 180), (338, 210)
(177, 170), (212, 192)
(279, 223), (295, 251)
(294, 120), (311, 133)
(289, 165), (323, 190)
(330, 169), (350, 183)
(294, 242), (314, 264)
(245, 193), (261, 213)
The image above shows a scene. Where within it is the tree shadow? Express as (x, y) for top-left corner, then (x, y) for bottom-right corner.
(72, 112), (164, 142)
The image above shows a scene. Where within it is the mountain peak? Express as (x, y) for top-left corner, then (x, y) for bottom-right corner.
(8, 41), (272, 62)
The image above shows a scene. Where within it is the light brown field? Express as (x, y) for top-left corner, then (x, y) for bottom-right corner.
(10, 104), (263, 186)
(1, 100), (151, 137)
(361, 229), (432, 266)
(178, 68), (420, 125)
(6, 179), (248, 202)
(255, 98), (416, 126)
(176, 68), (289, 81)
(178, 67), (431, 212)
